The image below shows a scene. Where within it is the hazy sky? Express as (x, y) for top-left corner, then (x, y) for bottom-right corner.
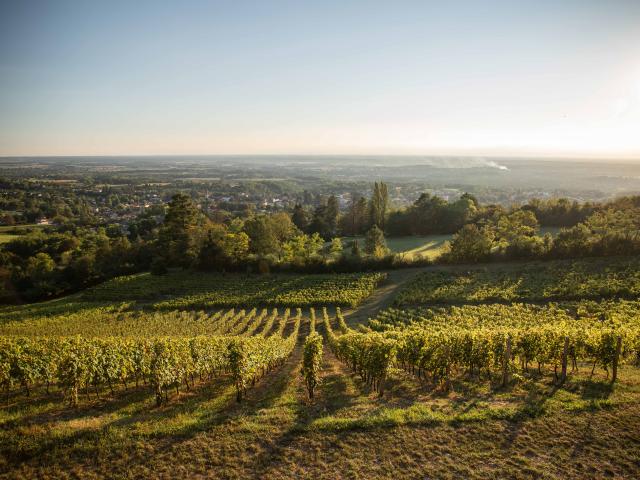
(1, 0), (640, 157)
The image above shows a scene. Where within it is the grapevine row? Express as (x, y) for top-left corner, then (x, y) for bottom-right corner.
(0, 317), (301, 407)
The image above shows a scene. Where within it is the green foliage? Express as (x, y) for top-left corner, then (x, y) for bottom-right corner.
(448, 224), (492, 263)
(329, 329), (395, 395)
(386, 191), (476, 236)
(335, 307), (349, 333)
(0, 311), (301, 407)
(368, 182), (389, 230)
(158, 193), (205, 268)
(363, 301), (640, 387)
(150, 257), (168, 275)
(328, 237), (343, 256)
(282, 233), (324, 264)
(364, 225), (389, 258)
(310, 196), (340, 239)
(309, 307), (317, 334)
(302, 332), (323, 400)
(243, 213), (298, 256)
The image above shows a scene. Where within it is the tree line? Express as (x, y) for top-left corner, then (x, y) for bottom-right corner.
(1, 181), (638, 303)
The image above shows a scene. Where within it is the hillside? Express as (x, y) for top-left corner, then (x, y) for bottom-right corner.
(0, 261), (639, 479)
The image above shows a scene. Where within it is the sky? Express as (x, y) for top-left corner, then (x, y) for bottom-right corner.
(1, 0), (640, 158)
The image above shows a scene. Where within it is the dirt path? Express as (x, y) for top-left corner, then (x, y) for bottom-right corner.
(342, 267), (427, 327)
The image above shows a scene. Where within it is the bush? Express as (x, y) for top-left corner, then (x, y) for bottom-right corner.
(150, 257), (168, 276)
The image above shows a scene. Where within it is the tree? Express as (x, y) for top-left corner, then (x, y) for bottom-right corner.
(243, 214), (297, 257)
(221, 232), (250, 260)
(243, 216), (279, 256)
(26, 252), (55, 282)
(282, 233), (324, 264)
(341, 195), (368, 236)
(310, 196), (340, 240)
(197, 227), (227, 271)
(25, 252), (56, 297)
(325, 195), (340, 237)
(329, 237), (343, 257)
(368, 182), (389, 230)
(150, 257), (168, 275)
(269, 212), (298, 243)
(158, 193), (203, 268)
(364, 225), (389, 258)
(291, 204), (309, 232)
(448, 224), (493, 262)
(350, 239), (361, 257)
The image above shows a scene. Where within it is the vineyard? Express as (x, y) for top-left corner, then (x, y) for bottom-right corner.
(81, 271), (386, 308)
(1, 262), (639, 478)
(394, 256), (640, 305)
(0, 304), (292, 337)
(361, 301), (640, 387)
(0, 308), (301, 407)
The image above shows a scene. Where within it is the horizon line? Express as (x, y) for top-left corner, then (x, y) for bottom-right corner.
(2, 152), (640, 162)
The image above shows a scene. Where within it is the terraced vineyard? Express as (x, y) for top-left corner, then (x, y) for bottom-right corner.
(394, 256), (640, 305)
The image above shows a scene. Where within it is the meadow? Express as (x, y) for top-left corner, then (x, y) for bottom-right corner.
(342, 234), (452, 260)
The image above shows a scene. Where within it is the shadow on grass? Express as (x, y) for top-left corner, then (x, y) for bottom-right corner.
(578, 379), (614, 401)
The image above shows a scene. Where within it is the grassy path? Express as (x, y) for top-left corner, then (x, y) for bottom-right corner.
(342, 267), (426, 327)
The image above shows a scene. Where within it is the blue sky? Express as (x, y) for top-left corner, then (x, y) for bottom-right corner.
(1, 0), (640, 157)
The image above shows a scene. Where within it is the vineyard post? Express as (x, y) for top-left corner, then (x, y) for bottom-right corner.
(560, 337), (569, 384)
(378, 372), (386, 396)
(611, 336), (622, 384)
(502, 335), (512, 387)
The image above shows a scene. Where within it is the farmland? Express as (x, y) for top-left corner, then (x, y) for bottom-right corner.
(394, 256), (640, 305)
(0, 262), (639, 478)
(80, 271), (386, 308)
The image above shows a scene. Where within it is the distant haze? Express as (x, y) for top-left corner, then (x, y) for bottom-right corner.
(1, 1), (640, 158)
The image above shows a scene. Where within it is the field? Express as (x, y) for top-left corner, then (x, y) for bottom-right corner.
(1, 260), (639, 478)
(0, 224), (48, 244)
(0, 234), (17, 244)
(342, 227), (560, 262)
(78, 271), (386, 309)
(394, 256), (640, 305)
(342, 234), (452, 260)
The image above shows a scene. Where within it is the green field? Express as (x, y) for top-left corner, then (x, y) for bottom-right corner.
(342, 234), (452, 260)
(0, 224), (47, 243)
(0, 234), (18, 244)
(0, 224), (47, 233)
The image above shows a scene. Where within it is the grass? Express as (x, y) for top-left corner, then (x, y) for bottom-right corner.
(0, 234), (19, 244)
(0, 224), (48, 243)
(342, 234), (452, 260)
(0, 224), (47, 233)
